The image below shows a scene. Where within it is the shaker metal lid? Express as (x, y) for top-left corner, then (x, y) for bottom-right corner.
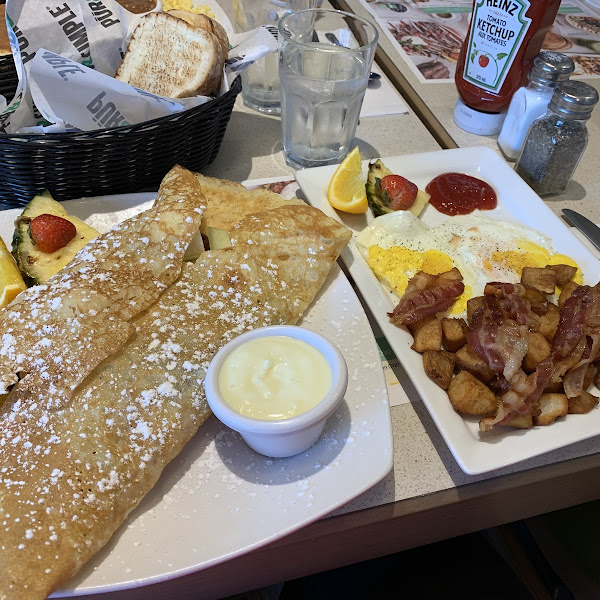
(529, 51), (575, 84)
(550, 80), (599, 119)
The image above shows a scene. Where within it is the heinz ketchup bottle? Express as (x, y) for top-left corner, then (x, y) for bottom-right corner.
(454, 0), (561, 136)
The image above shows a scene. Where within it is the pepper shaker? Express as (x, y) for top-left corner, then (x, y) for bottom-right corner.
(498, 52), (574, 161)
(515, 81), (599, 196)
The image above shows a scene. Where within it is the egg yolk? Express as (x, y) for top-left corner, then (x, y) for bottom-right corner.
(368, 246), (420, 295)
(367, 245), (456, 298)
(450, 285), (471, 316)
(490, 240), (550, 275)
(421, 250), (454, 275)
(488, 242), (582, 290)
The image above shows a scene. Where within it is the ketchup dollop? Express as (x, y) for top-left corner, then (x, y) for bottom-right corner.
(425, 173), (497, 216)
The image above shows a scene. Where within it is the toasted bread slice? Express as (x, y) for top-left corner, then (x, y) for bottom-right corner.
(0, 6), (12, 56)
(167, 9), (229, 57)
(115, 11), (224, 98)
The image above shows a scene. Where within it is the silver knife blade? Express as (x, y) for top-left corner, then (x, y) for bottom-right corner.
(562, 209), (600, 253)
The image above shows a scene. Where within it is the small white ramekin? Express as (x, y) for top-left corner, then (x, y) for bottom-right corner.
(204, 325), (348, 458)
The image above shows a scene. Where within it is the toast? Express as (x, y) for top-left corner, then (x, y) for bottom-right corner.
(115, 11), (224, 98)
(0, 6), (12, 56)
(168, 9), (230, 57)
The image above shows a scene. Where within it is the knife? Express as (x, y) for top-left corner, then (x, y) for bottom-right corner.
(562, 209), (600, 253)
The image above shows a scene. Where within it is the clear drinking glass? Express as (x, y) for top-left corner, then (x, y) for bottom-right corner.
(278, 9), (378, 169)
(233, 0), (318, 114)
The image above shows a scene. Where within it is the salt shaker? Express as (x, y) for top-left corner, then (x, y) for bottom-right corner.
(498, 52), (574, 161)
(515, 81), (599, 196)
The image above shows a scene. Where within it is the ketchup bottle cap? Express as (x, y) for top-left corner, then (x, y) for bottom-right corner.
(453, 98), (506, 136)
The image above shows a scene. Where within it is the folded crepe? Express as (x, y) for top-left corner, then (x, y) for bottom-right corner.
(0, 193), (351, 597)
(0, 165), (207, 410)
(194, 173), (305, 234)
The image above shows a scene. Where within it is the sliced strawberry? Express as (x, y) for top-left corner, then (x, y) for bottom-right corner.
(380, 174), (418, 211)
(29, 214), (77, 254)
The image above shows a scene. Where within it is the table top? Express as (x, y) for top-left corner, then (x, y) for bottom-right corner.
(78, 5), (600, 599)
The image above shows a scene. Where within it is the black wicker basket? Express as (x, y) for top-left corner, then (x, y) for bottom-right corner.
(0, 55), (242, 209)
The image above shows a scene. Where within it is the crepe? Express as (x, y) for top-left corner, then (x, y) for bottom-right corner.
(0, 199), (350, 599)
(0, 165), (206, 411)
(195, 173), (305, 234)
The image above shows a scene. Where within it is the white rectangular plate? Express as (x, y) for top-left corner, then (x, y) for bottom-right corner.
(0, 192), (392, 596)
(296, 146), (600, 476)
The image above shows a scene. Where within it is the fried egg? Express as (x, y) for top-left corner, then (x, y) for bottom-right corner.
(355, 211), (582, 316)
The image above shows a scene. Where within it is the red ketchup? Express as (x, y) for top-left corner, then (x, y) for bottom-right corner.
(425, 173), (497, 216)
(454, 0), (561, 135)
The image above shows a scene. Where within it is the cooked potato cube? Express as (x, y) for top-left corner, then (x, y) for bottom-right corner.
(544, 379), (563, 393)
(447, 370), (497, 415)
(503, 414), (533, 429)
(568, 390), (599, 414)
(523, 332), (551, 373)
(524, 284), (549, 316)
(523, 285), (548, 304)
(559, 281), (580, 309)
(538, 306), (560, 342)
(455, 344), (495, 383)
(531, 303), (549, 317)
(411, 318), (442, 353)
(534, 393), (568, 426)
(548, 264), (577, 287)
(407, 315), (435, 336)
(521, 267), (556, 294)
(466, 296), (484, 325)
(441, 318), (468, 352)
(423, 350), (455, 390)
(584, 364), (595, 391)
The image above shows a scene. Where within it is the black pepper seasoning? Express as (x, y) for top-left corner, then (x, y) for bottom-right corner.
(515, 80), (599, 196)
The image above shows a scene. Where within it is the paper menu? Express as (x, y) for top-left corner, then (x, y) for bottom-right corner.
(359, 0), (600, 83)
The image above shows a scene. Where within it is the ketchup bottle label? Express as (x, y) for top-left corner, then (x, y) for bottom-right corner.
(463, 0), (532, 93)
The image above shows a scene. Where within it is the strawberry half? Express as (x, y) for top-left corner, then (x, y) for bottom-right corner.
(380, 174), (418, 211)
(29, 214), (77, 254)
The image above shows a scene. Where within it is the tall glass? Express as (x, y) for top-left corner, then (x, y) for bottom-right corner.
(233, 0), (318, 114)
(278, 9), (378, 169)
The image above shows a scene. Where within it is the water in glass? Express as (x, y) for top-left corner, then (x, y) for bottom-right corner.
(280, 44), (369, 169)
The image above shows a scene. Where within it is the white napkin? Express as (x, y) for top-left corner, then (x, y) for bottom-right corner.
(1, 0), (277, 133)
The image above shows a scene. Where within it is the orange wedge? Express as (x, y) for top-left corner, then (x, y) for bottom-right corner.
(327, 147), (368, 214)
(0, 237), (26, 309)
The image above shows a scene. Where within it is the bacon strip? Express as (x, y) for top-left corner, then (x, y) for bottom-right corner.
(468, 284), (533, 380)
(479, 284), (600, 431)
(471, 283), (551, 432)
(482, 358), (553, 430)
(552, 286), (592, 358)
(563, 334), (600, 398)
(388, 271), (464, 326)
